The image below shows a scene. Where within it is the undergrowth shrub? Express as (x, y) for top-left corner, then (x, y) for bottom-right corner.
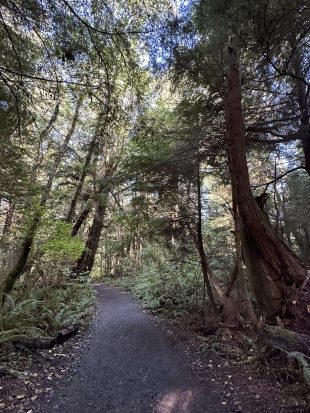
(0, 282), (97, 347)
(107, 244), (204, 317)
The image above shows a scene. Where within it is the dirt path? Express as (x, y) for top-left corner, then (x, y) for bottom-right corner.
(36, 284), (227, 413)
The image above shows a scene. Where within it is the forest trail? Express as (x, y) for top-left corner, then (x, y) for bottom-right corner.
(36, 284), (227, 413)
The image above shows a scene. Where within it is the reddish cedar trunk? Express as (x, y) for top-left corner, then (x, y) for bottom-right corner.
(226, 36), (306, 317)
(231, 184), (257, 324)
(71, 206), (91, 236)
(73, 193), (108, 274)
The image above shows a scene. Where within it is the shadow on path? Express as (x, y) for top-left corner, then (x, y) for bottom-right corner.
(37, 284), (227, 413)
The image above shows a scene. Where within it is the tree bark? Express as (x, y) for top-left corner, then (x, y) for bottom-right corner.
(2, 218), (38, 295)
(65, 110), (106, 222)
(73, 191), (109, 274)
(41, 95), (84, 207)
(196, 161), (217, 312)
(71, 201), (93, 237)
(231, 182), (257, 324)
(225, 36), (306, 317)
(295, 60), (310, 176)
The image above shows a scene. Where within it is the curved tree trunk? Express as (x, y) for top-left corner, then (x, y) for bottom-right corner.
(71, 201), (93, 237)
(73, 192), (108, 274)
(226, 36), (306, 317)
(72, 159), (117, 276)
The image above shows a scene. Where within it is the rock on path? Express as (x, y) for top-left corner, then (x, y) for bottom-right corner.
(37, 284), (228, 413)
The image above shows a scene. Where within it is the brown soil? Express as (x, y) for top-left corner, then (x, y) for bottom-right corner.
(155, 313), (310, 413)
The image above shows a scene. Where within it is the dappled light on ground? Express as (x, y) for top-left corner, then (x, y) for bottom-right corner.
(155, 389), (194, 413)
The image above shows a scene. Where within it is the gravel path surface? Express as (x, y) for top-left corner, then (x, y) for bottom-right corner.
(38, 284), (228, 413)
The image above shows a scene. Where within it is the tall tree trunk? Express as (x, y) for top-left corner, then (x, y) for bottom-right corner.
(73, 191), (109, 274)
(2, 96), (83, 295)
(302, 224), (310, 260)
(196, 160), (217, 312)
(72, 160), (117, 276)
(65, 136), (95, 223)
(226, 36), (306, 317)
(295, 59), (310, 176)
(275, 187), (293, 247)
(70, 201), (93, 237)
(65, 110), (107, 222)
(231, 183), (257, 325)
(41, 95), (84, 206)
(30, 100), (60, 182)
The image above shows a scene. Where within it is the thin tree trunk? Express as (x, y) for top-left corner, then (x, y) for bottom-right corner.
(196, 161), (217, 312)
(65, 137), (95, 222)
(275, 187), (293, 247)
(65, 110), (107, 222)
(303, 224), (310, 260)
(41, 95), (84, 206)
(71, 202), (92, 237)
(226, 36), (306, 317)
(225, 262), (238, 298)
(2, 202), (14, 235)
(2, 96), (83, 295)
(71, 138), (119, 276)
(295, 59), (310, 176)
(30, 100), (60, 182)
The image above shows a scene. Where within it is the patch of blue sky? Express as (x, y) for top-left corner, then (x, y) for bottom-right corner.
(0, 100), (9, 110)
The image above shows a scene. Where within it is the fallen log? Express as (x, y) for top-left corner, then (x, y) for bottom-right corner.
(258, 324), (310, 356)
(11, 326), (78, 351)
(55, 326), (78, 344)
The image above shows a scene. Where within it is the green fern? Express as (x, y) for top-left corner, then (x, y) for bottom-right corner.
(0, 283), (96, 348)
(289, 351), (310, 386)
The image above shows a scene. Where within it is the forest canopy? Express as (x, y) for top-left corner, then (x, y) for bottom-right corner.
(0, 0), (310, 353)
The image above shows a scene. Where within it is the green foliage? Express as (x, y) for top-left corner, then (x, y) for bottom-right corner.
(108, 243), (204, 316)
(289, 352), (310, 387)
(0, 283), (96, 347)
(37, 219), (85, 260)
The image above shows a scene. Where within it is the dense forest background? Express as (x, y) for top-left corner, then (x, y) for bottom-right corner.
(0, 0), (310, 355)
